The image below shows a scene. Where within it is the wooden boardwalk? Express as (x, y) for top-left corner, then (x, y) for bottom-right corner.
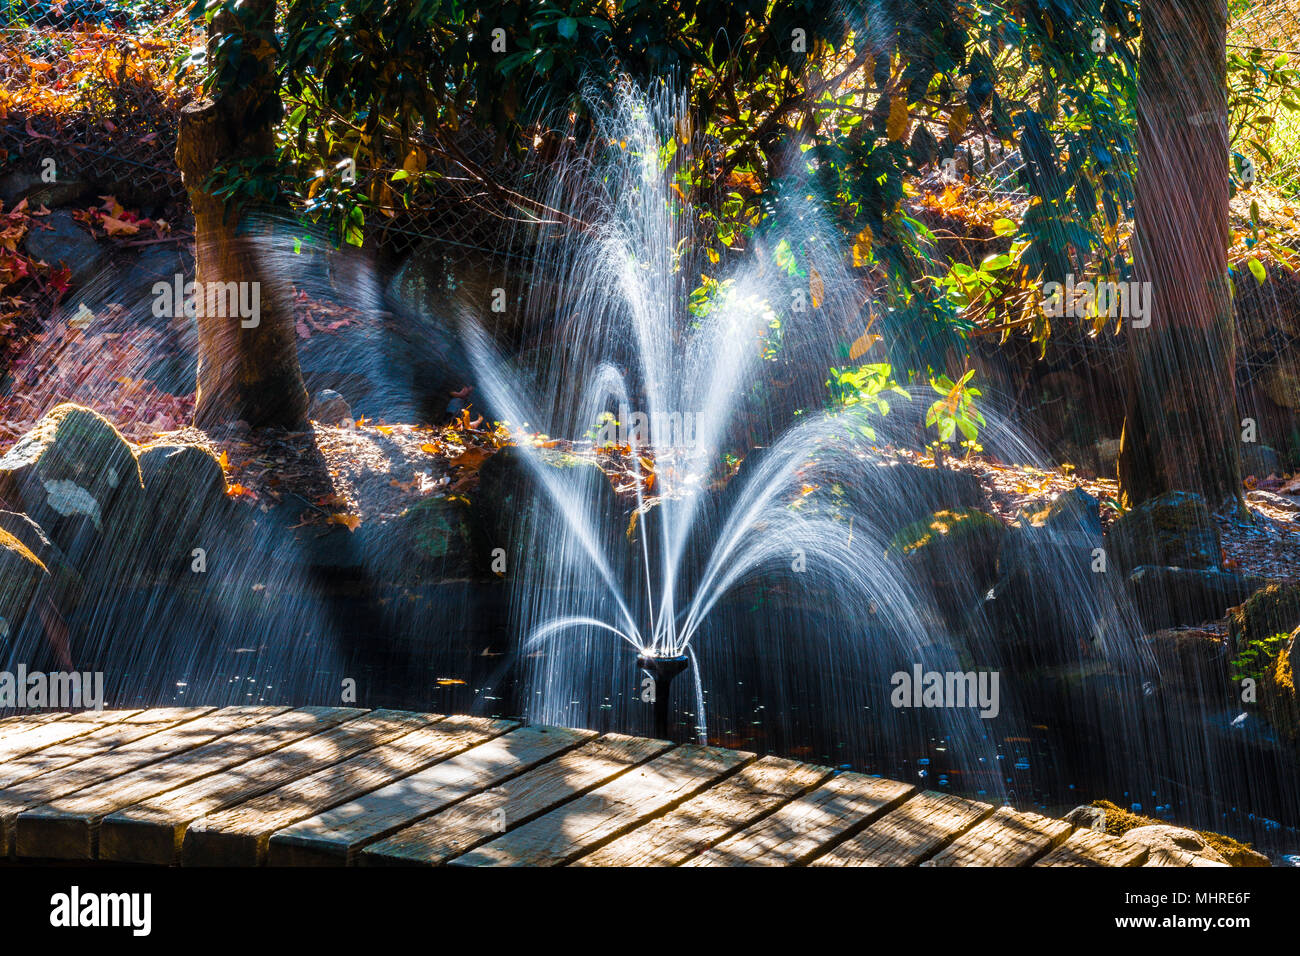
(0, 707), (1217, 866)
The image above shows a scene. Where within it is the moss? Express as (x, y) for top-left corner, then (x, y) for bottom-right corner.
(1090, 800), (1266, 866)
(0, 527), (46, 572)
(887, 508), (1004, 557)
(1228, 581), (1300, 655)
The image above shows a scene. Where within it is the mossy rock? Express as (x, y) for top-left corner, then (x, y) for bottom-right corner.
(401, 495), (477, 575)
(0, 526), (49, 662)
(472, 445), (617, 564)
(1045, 487), (1103, 536)
(0, 404), (142, 560)
(1261, 629), (1298, 742)
(888, 509), (1005, 618)
(1227, 581), (1300, 655)
(132, 444), (229, 577)
(1090, 800), (1270, 867)
(0, 510), (82, 606)
(1106, 490), (1219, 574)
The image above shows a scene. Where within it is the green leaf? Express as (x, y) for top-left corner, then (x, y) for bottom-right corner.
(1248, 257), (1267, 283)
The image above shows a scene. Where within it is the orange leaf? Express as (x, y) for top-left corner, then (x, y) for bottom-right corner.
(100, 216), (140, 237)
(327, 513), (362, 532)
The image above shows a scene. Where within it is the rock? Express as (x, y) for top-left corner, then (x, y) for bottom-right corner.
(984, 521), (1116, 666)
(1260, 342), (1300, 409)
(370, 496), (479, 583)
(1142, 626), (1229, 694)
(0, 404), (143, 562)
(1094, 437), (1122, 475)
(1261, 628), (1298, 741)
(1122, 825), (1229, 865)
(1106, 490), (1220, 574)
(0, 168), (90, 209)
(1246, 488), (1300, 512)
(21, 209), (111, 288)
(1227, 581), (1300, 655)
(308, 389), (353, 426)
(472, 445), (618, 575)
(0, 511), (82, 605)
(887, 509), (1005, 622)
(1241, 443), (1282, 479)
(134, 444), (229, 577)
(1063, 805), (1106, 831)
(0, 525), (50, 664)
(1127, 566), (1266, 631)
(1045, 487), (1103, 536)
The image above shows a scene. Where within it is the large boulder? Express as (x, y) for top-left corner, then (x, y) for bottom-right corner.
(1141, 626), (1229, 697)
(368, 495), (479, 584)
(983, 518), (1116, 666)
(1126, 566), (1265, 631)
(133, 444), (229, 577)
(1106, 490), (1220, 574)
(0, 404), (143, 562)
(472, 445), (618, 582)
(22, 209), (111, 288)
(887, 509), (1005, 622)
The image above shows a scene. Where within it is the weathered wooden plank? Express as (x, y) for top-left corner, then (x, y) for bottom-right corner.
(0, 712), (70, 738)
(15, 707), (360, 860)
(99, 709), (441, 865)
(922, 807), (1073, 867)
(810, 790), (993, 866)
(575, 755), (832, 867)
(0, 709), (140, 763)
(0, 709), (214, 790)
(360, 733), (672, 867)
(182, 715), (514, 866)
(1035, 828), (1149, 867)
(268, 724), (599, 865)
(0, 706), (278, 857)
(685, 772), (915, 867)
(454, 743), (752, 867)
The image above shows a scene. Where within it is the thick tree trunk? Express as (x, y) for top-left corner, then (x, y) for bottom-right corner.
(1117, 0), (1243, 513)
(176, 0), (307, 429)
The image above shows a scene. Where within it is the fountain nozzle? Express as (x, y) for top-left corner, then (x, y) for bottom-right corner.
(637, 653), (690, 741)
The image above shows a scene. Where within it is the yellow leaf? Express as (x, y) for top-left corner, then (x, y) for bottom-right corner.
(809, 267), (824, 309)
(886, 96), (910, 142)
(402, 148), (426, 176)
(420, 442), (439, 454)
(217, 450), (229, 470)
(851, 225), (874, 267)
(948, 105), (970, 140)
(849, 331), (880, 360)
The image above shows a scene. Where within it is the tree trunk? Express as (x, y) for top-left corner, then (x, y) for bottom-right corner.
(176, 0), (307, 429)
(1117, 0), (1243, 514)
